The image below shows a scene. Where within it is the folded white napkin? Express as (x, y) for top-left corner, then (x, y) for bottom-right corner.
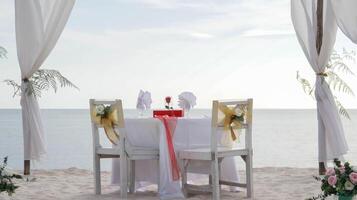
(136, 90), (152, 110)
(178, 91), (196, 111)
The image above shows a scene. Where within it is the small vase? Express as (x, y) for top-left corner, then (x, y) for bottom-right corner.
(338, 195), (353, 200)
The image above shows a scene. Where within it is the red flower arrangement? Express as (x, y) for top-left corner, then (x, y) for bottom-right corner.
(165, 96), (173, 109)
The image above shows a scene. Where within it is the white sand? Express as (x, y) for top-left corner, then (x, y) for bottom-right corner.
(0, 167), (324, 200)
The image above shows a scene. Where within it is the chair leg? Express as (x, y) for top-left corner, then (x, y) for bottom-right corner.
(129, 160), (135, 194)
(211, 158), (220, 200)
(157, 160), (160, 192)
(181, 159), (188, 198)
(218, 158), (223, 192)
(120, 145), (128, 198)
(246, 153), (253, 198)
(94, 154), (101, 195)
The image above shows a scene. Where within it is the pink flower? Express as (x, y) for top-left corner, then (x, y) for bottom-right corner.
(349, 172), (357, 184)
(339, 166), (345, 174)
(328, 175), (337, 186)
(326, 168), (335, 176)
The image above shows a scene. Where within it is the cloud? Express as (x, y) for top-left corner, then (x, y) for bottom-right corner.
(71, 0), (292, 40)
(128, 0), (181, 9)
(123, 0), (292, 38)
(0, 0), (14, 34)
(241, 29), (295, 38)
(62, 28), (215, 51)
(119, 0), (234, 10)
(5, 0), (345, 109)
(0, 1), (13, 19)
(188, 32), (215, 39)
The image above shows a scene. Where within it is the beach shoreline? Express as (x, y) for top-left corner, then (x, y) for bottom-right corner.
(0, 167), (324, 200)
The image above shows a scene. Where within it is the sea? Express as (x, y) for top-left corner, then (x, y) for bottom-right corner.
(0, 109), (356, 171)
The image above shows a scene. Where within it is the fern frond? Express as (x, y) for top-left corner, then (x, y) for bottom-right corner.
(331, 61), (355, 76)
(329, 50), (340, 60)
(342, 48), (356, 62)
(334, 97), (350, 120)
(24, 80), (41, 98)
(298, 49), (355, 120)
(326, 71), (355, 96)
(35, 69), (79, 91)
(4, 68), (79, 99)
(4, 80), (21, 97)
(296, 71), (315, 98)
(0, 46), (7, 58)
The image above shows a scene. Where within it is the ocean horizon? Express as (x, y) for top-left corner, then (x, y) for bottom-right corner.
(1, 109), (357, 171)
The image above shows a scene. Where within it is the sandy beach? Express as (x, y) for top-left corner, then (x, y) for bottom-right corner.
(0, 167), (325, 200)
(3, 0), (357, 199)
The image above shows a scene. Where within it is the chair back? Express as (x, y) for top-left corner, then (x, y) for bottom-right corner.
(89, 99), (125, 148)
(211, 99), (253, 152)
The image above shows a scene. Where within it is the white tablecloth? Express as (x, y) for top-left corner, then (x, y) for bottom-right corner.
(112, 117), (239, 199)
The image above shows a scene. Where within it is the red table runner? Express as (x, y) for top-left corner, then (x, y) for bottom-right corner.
(155, 115), (180, 181)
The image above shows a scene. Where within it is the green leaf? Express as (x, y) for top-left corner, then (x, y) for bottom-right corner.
(327, 71), (355, 96)
(296, 71), (315, 99)
(297, 48), (356, 120)
(334, 97), (351, 120)
(3, 80), (21, 97)
(342, 48), (356, 62)
(4, 69), (79, 99)
(331, 61), (355, 76)
(0, 157), (22, 196)
(328, 49), (355, 76)
(0, 46), (7, 58)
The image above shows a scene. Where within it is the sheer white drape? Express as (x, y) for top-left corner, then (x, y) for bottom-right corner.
(15, 0), (75, 160)
(291, 0), (348, 162)
(330, 0), (357, 44)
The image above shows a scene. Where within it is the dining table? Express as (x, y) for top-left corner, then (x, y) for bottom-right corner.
(111, 116), (240, 199)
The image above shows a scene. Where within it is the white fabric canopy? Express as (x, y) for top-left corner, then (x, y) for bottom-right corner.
(15, 0), (75, 160)
(330, 0), (357, 44)
(291, 0), (348, 162)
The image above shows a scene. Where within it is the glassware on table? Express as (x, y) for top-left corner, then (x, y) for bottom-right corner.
(184, 108), (190, 118)
(138, 108), (144, 117)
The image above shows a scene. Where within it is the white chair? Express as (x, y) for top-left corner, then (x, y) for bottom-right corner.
(90, 99), (159, 198)
(178, 99), (253, 200)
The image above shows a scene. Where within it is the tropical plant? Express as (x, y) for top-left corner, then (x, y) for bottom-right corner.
(297, 49), (356, 119)
(0, 157), (22, 196)
(0, 46), (6, 58)
(4, 69), (79, 98)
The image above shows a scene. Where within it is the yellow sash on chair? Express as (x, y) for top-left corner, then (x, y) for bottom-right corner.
(91, 107), (120, 145)
(218, 103), (247, 143)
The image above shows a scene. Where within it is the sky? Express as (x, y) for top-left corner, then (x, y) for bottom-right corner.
(0, 0), (357, 109)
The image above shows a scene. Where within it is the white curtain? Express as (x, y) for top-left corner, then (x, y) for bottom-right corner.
(330, 0), (357, 44)
(291, 0), (348, 162)
(15, 0), (75, 160)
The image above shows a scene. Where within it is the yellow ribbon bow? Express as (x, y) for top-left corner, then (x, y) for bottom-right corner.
(91, 107), (120, 145)
(316, 72), (328, 77)
(218, 104), (245, 142)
